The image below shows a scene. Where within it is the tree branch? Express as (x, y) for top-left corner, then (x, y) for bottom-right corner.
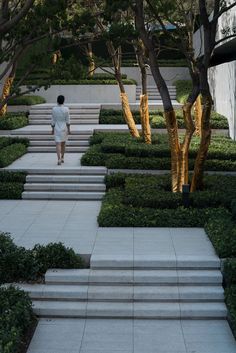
(212, 1), (236, 23)
(215, 33), (236, 46)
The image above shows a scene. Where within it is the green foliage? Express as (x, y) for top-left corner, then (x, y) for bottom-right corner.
(224, 259), (236, 286)
(99, 108), (229, 129)
(82, 132), (236, 171)
(0, 286), (35, 353)
(175, 80), (192, 104)
(205, 217), (236, 258)
(225, 286), (236, 337)
(33, 242), (84, 275)
(8, 95), (46, 106)
(0, 113), (28, 130)
(0, 233), (84, 284)
(22, 78), (137, 85)
(0, 171), (26, 200)
(0, 143), (27, 168)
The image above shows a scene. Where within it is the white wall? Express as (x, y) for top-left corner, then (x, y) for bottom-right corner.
(209, 61), (236, 139)
(23, 84), (136, 104)
(96, 67), (190, 85)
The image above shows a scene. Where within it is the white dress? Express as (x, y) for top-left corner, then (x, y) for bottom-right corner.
(51, 105), (70, 142)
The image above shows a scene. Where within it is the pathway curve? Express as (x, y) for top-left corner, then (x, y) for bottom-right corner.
(1, 103), (235, 353)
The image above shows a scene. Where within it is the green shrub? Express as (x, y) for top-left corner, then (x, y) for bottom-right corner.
(0, 182), (24, 199)
(224, 259), (236, 286)
(23, 78), (137, 85)
(0, 286), (35, 353)
(33, 242), (84, 275)
(0, 233), (85, 284)
(175, 80), (192, 104)
(8, 95), (46, 105)
(0, 114), (28, 130)
(205, 217), (236, 258)
(0, 143), (27, 167)
(0, 171), (26, 183)
(225, 286), (236, 337)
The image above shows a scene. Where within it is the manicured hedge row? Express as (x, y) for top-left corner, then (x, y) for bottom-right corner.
(98, 188), (230, 227)
(22, 78), (137, 85)
(0, 286), (35, 353)
(81, 133), (236, 171)
(99, 108), (229, 129)
(0, 232), (85, 284)
(8, 95), (46, 105)
(0, 113), (28, 130)
(0, 171), (26, 199)
(0, 137), (29, 167)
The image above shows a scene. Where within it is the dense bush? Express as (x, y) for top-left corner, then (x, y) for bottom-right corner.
(205, 217), (236, 258)
(225, 286), (236, 337)
(23, 78), (137, 85)
(82, 132), (236, 171)
(0, 143), (27, 167)
(0, 113), (28, 130)
(0, 286), (35, 353)
(8, 95), (45, 105)
(0, 233), (85, 284)
(99, 108), (229, 129)
(175, 80), (193, 104)
(0, 182), (24, 199)
(224, 259), (236, 286)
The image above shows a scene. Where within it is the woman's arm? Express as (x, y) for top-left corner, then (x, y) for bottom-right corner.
(51, 108), (56, 134)
(66, 107), (71, 134)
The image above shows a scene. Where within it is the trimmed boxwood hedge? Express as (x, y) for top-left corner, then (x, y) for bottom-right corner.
(99, 108), (229, 130)
(0, 137), (29, 167)
(8, 95), (45, 106)
(0, 286), (35, 353)
(81, 132), (236, 171)
(0, 171), (26, 199)
(98, 173), (236, 227)
(22, 78), (137, 85)
(0, 113), (28, 130)
(0, 232), (85, 284)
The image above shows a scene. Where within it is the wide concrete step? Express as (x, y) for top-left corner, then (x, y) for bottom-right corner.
(90, 255), (220, 270)
(30, 109), (100, 115)
(45, 269), (223, 286)
(32, 300), (227, 318)
(27, 146), (88, 152)
(29, 119), (98, 125)
(26, 175), (105, 183)
(29, 140), (89, 146)
(24, 183), (106, 192)
(22, 191), (105, 200)
(29, 114), (99, 119)
(26, 134), (91, 140)
(15, 167), (107, 175)
(18, 283), (224, 302)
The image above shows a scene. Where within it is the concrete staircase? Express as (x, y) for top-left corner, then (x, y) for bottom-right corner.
(29, 104), (101, 125)
(19, 256), (227, 319)
(136, 86), (176, 101)
(22, 167), (107, 200)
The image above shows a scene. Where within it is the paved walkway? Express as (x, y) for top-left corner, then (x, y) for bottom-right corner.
(1, 118), (236, 352)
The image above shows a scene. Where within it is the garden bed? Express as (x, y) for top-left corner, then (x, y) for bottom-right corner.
(81, 132), (236, 171)
(0, 112), (28, 130)
(0, 171), (27, 199)
(0, 137), (29, 167)
(99, 109), (229, 130)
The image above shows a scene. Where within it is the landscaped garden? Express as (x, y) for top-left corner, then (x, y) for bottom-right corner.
(0, 137), (29, 167)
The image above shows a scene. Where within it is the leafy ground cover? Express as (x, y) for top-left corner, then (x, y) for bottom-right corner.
(0, 112), (28, 130)
(99, 109), (228, 130)
(8, 95), (45, 105)
(0, 137), (29, 167)
(81, 132), (236, 171)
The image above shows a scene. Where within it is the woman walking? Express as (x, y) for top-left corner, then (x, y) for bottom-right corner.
(51, 95), (71, 165)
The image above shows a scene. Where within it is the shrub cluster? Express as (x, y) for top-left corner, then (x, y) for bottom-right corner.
(99, 108), (228, 129)
(22, 78), (137, 85)
(0, 113), (28, 130)
(0, 286), (35, 353)
(8, 95), (46, 106)
(0, 171), (26, 199)
(0, 232), (85, 284)
(223, 258), (236, 337)
(81, 132), (236, 171)
(0, 137), (29, 167)
(175, 80), (193, 104)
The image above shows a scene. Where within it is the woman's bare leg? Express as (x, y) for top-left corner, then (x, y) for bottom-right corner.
(56, 142), (61, 162)
(61, 142), (66, 161)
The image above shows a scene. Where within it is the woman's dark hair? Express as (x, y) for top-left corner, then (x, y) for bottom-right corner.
(57, 95), (65, 104)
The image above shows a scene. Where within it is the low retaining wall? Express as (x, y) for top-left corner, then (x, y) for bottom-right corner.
(21, 84), (136, 104)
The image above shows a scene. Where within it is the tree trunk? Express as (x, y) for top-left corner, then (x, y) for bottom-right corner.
(52, 50), (61, 65)
(87, 43), (95, 78)
(194, 95), (202, 136)
(0, 65), (16, 116)
(106, 41), (140, 138)
(191, 94), (212, 191)
(134, 39), (151, 143)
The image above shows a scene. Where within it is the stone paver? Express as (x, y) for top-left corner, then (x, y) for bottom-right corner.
(27, 318), (236, 353)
